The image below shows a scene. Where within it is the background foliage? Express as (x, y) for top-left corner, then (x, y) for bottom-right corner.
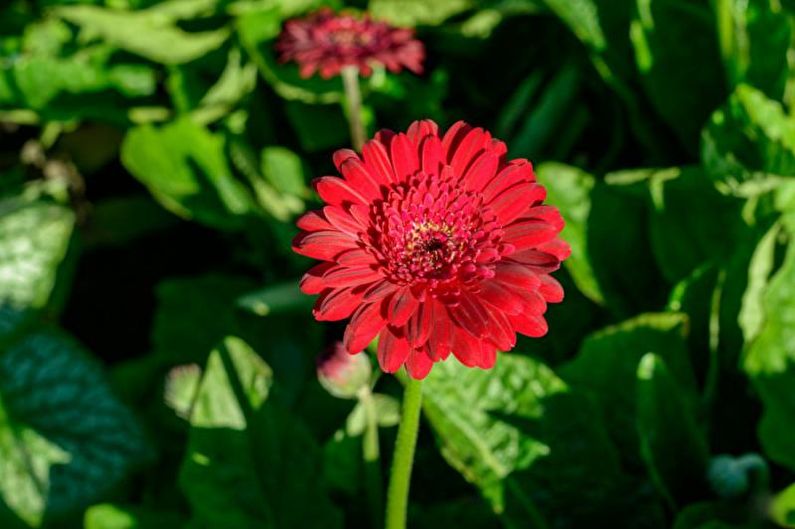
(2, 0), (795, 527)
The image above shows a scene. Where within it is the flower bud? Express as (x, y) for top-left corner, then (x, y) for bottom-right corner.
(317, 342), (372, 399)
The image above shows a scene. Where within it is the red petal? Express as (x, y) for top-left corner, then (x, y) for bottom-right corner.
(482, 161), (535, 203)
(478, 343), (497, 369)
(377, 327), (410, 373)
(299, 262), (334, 294)
(362, 139), (395, 184)
(420, 135), (444, 176)
(296, 210), (333, 232)
(313, 287), (365, 321)
(494, 262), (541, 291)
(293, 231), (357, 260)
(339, 157), (382, 200)
(536, 239), (572, 260)
(405, 348), (433, 379)
(451, 328), (481, 367)
(538, 275), (564, 303)
(387, 288), (419, 327)
(503, 219), (560, 250)
(344, 302), (387, 353)
(488, 182), (546, 225)
(364, 280), (400, 303)
(509, 313), (548, 338)
(525, 205), (565, 231)
(509, 249), (561, 272)
(464, 150), (499, 192)
(407, 300), (433, 348)
(448, 294), (490, 339)
(450, 127), (490, 177)
(323, 206), (363, 236)
(336, 248), (376, 267)
(314, 176), (367, 207)
(390, 133), (420, 182)
(478, 280), (524, 315)
(441, 121), (471, 163)
(407, 119), (439, 144)
(427, 300), (453, 360)
(322, 266), (380, 288)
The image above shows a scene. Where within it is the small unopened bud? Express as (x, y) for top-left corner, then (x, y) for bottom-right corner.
(317, 342), (372, 399)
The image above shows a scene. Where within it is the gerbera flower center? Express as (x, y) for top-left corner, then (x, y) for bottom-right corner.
(370, 173), (503, 292)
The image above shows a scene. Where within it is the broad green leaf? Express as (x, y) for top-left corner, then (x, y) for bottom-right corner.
(421, 353), (665, 528)
(190, 47), (258, 125)
(630, 0), (726, 150)
(84, 504), (184, 529)
(714, 0), (791, 100)
(738, 222), (780, 344)
(771, 483), (795, 527)
(369, 0), (472, 26)
(55, 6), (229, 65)
(588, 181), (665, 316)
(164, 364), (202, 419)
(121, 118), (254, 230)
(560, 313), (697, 462)
(260, 146), (307, 198)
(702, 84), (795, 192)
(0, 198), (74, 341)
(537, 163), (603, 304)
(636, 354), (709, 507)
(742, 220), (795, 471)
(180, 336), (342, 529)
(152, 274), (255, 365)
(9, 50), (156, 111)
(646, 167), (741, 283)
(0, 329), (147, 527)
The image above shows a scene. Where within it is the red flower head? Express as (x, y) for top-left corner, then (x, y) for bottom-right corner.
(294, 120), (570, 379)
(276, 8), (424, 79)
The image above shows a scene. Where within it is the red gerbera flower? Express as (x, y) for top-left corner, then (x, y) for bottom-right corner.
(294, 120), (570, 379)
(276, 8), (424, 79)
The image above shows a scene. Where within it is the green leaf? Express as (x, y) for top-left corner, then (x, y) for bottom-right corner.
(702, 84), (795, 192)
(260, 146), (307, 198)
(742, 220), (795, 471)
(560, 313), (697, 463)
(636, 353), (709, 507)
(368, 0), (473, 26)
(180, 336), (342, 528)
(190, 47), (258, 125)
(536, 163), (603, 304)
(84, 504), (184, 529)
(55, 5), (229, 65)
(771, 483), (795, 528)
(715, 0), (791, 100)
(588, 180), (664, 316)
(0, 329), (148, 527)
(236, 281), (313, 317)
(152, 274), (256, 365)
(0, 197), (74, 341)
(646, 167), (741, 283)
(630, 0), (726, 150)
(121, 118), (254, 230)
(421, 353), (665, 527)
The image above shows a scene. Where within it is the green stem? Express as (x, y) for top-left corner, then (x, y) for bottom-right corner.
(385, 376), (423, 529)
(361, 388), (384, 529)
(341, 66), (366, 151)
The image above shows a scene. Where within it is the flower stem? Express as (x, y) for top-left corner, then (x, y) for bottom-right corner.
(385, 376), (423, 529)
(360, 387), (384, 529)
(341, 65), (366, 151)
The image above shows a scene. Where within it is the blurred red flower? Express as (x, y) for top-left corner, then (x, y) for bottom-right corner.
(276, 8), (424, 79)
(294, 120), (570, 379)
